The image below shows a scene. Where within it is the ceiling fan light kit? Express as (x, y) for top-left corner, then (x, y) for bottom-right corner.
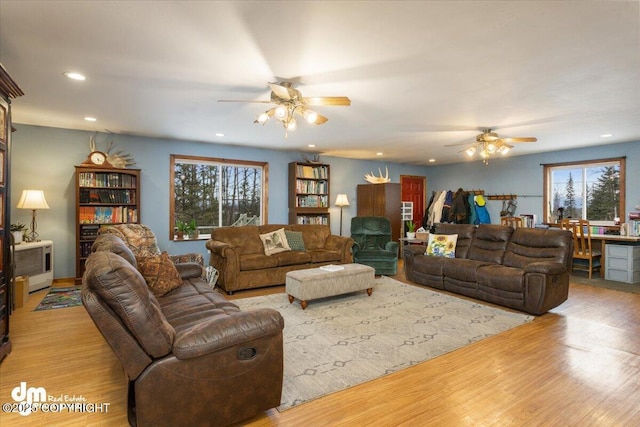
(448, 129), (537, 165)
(220, 82), (350, 138)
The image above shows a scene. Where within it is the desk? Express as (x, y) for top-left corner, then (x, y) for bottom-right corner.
(589, 234), (640, 278)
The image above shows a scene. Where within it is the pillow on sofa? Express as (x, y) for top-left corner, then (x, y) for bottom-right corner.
(136, 251), (183, 297)
(284, 230), (306, 251)
(259, 228), (291, 255)
(425, 234), (458, 258)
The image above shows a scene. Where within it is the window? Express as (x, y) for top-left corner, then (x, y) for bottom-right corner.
(170, 155), (268, 240)
(543, 157), (625, 224)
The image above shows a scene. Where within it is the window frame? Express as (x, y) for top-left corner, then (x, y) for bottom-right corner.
(169, 154), (269, 240)
(542, 156), (625, 224)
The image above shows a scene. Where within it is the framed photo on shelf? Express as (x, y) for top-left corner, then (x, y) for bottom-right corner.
(0, 104), (6, 143)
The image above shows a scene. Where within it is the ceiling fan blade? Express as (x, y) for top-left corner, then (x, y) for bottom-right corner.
(217, 99), (271, 103)
(445, 141), (475, 147)
(268, 83), (295, 100)
(302, 96), (351, 106)
(499, 137), (537, 143)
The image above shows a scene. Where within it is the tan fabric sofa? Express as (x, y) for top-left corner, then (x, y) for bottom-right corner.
(206, 224), (354, 294)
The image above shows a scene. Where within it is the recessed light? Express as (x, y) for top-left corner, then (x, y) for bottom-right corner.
(428, 158), (436, 163)
(308, 144), (316, 148)
(84, 116), (97, 122)
(215, 133), (224, 137)
(376, 152), (383, 156)
(600, 133), (613, 138)
(64, 72), (86, 81)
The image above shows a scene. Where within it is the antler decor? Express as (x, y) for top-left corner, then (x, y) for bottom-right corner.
(364, 167), (390, 184)
(89, 133), (136, 168)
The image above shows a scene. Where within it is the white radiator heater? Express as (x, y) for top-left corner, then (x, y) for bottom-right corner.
(13, 240), (54, 292)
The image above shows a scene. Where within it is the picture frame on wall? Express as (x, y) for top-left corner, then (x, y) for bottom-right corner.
(0, 103), (6, 143)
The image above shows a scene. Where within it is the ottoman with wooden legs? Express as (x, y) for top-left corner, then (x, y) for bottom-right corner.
(285, 263), (376, 309)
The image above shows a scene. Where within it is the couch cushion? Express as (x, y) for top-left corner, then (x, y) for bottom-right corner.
(467, 224), (513, 264)
(84, 251), (175, 358)
(273, 250), (312, 266)
(476, 264), (525, 301)
(434, 223), (476, 258)
(425, 234), (458, 258)
(284, 230), (306, 251)
(136, 251), (183, 297)
(211, 225), (264, 255)
(92, 233), (137, 267)
(442, 258), (493, 282)
(307, 249), (342, 263)
(503, 228), (573, 269)
(99, 224), (161, 257)
(259, 228), (291, 255)
(239, 253), (279, 271)
(290, 224), (330, 250)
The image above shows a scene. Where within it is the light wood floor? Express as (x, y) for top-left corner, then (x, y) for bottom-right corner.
(1, 268), (639, 426)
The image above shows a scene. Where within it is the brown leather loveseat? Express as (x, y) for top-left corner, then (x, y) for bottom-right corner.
(403, 223), (574, 315)
(207, 224), (354, 294)
(82, 233), (284, 426)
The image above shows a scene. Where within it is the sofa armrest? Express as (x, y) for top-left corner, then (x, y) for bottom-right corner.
(172, 308), (284, 359)
(403, 245), (426, 257)
(205, 240), (240, 291)
(384, 241), (399, 253)
(174, 262), (203, 280)
(524, 261), (566, 275)
(325, 235), (355, 263)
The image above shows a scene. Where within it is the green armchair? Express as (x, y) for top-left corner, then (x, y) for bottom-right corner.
(351, 216), (399, 275)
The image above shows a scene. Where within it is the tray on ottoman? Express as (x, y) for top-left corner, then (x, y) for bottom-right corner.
(286, 263), (376, 309)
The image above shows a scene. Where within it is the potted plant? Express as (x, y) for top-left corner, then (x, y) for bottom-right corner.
(10, 222), (27, 244)
(186, 219), (198, 239)
(175, 220), (188, 240)
(406, 220), (417, 239)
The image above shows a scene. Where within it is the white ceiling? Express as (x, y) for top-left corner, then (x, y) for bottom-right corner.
(1, 1), (639, 165)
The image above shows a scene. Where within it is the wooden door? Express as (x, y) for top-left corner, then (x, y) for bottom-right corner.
(401, 175), (426, 227)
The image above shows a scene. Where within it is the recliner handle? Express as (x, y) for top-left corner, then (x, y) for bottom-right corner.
(237, 347), (257, 360)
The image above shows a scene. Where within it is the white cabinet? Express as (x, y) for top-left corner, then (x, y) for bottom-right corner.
(605, 244), (640, 284)
(13, 240), (54, 292)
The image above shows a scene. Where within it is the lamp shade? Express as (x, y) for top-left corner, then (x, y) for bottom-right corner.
(16, 190), (50, 210)
(335, 194), (350, 207)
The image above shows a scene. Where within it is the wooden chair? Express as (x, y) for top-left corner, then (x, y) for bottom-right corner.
(501, 216), (523, 228)
(559, 219), (601, 279)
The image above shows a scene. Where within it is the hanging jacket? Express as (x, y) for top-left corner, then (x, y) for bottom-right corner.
(474, 194), (491, 224)
(441, 190), (454, 223)
(468, 193), (479, 225)
(450, 188), (469, 223)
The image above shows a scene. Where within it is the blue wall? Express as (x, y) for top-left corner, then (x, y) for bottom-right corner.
(10, 124), (426, 278)
(10, 124), (639, 279)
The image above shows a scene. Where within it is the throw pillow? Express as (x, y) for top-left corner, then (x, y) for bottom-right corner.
(259, 228), (291, 255)
(425, 234), (458, 258)
(284, 230), (306, 251)
(136, 251), (183, 297)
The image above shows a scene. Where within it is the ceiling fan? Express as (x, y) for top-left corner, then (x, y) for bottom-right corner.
(446, 128), (537, 164)
(218, 82), (351, 137)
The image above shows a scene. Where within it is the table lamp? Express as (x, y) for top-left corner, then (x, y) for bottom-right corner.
(16, 189), (50, 242)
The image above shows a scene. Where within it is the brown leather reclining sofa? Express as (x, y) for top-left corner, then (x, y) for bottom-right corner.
(403, 223), (574, 315)
(82, 233), (285, 426)
(207, 224), (354, 294)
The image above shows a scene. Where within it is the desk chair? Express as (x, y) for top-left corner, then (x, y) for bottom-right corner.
(560, 219), (601, 278)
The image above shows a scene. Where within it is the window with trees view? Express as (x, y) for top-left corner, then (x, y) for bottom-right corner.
(170, 155), (268, 240)
(543, 157), (625, 224)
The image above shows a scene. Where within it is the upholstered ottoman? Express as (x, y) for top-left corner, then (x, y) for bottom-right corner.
(286, 263), (376, 309)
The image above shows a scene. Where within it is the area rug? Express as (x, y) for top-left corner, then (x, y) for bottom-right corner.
(234, 276), (533, 411)
(35, 287), (82, 311)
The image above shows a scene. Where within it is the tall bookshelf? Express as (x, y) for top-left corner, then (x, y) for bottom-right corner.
(75, 166), (141, 281)
(288, 162), (330, 225)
